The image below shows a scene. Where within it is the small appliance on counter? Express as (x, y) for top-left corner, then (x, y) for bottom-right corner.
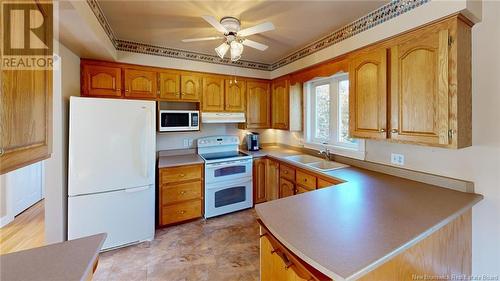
(246, 132), (260, 151)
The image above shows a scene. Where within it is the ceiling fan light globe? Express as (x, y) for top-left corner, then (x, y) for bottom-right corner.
(230, 41), (244, 61)
(215, 42), (229, 59)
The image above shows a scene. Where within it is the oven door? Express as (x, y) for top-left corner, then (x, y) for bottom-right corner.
(205, 159), (252, 183)
(205, 177), (253, 218)
(159, 111), (196, 132)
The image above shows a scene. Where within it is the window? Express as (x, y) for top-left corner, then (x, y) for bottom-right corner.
(305, 73), (365, 159)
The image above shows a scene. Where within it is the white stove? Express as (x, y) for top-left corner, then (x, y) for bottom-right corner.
(198, 136), (253, 218)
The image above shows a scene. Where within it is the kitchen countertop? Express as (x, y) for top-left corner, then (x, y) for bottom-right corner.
(0, 233), (106, 281)
(252, 147), (483, 281)
(158, 149), (204, 168)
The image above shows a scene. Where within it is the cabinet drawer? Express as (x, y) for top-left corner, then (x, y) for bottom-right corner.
(280, 165), (295, 181)
(296, 185), (314, 194)
(160, 164), (202, 184)
(161, 181), (202, 205)
(317, 178), (339, 189)
(296, 171), (316, 189)
(161, 200), (201, 225)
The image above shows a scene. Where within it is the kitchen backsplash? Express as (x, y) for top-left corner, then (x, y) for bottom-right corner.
(156, 124), (277, 151)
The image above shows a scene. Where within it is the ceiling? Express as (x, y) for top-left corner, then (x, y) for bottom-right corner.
(97, 0), (389, 64)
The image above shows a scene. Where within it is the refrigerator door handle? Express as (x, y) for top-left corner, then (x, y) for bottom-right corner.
(125, 185), (150, 193)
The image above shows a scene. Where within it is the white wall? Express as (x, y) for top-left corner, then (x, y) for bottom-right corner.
(44, 42), (81, 243)
(277, 1), (500, 275)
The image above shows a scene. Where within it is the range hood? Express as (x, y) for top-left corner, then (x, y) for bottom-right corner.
(201, 112), (246, 123)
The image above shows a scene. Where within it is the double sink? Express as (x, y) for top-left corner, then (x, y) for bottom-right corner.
(283, 154), (348, 172)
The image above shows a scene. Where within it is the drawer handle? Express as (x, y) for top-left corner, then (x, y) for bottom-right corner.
(179, 191), (187, 195)
(179, 173), (185, 177)
(284, 170), (288, 174)
(178, 210), (186, 214)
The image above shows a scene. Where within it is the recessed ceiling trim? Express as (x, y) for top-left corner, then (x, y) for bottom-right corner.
(87, 0), (429, 71)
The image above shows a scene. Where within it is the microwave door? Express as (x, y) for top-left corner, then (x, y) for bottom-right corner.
(161, 112), (190, 131)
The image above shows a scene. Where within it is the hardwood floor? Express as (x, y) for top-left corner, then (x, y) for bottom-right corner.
(94, 209), (260, 281)
(0, 200), (45, 255)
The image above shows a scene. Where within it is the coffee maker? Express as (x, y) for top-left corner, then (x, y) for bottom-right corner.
(246, 132), (260, 151)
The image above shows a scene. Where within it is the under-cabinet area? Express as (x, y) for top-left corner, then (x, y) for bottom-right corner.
(4, 1), (498, 280)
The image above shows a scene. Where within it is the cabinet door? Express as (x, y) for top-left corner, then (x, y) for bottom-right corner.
(260, 235), (309, 281)
(123, 68), (157, 99)
(202, 76), (225, 111)
(390, 29), (450, 145)
(349, 48), (387, 139)
(279, 178), (295, 198)
(1, 1), (52, 174)
(82, 64), (122, 97)
(272, 80), (290, 129)
(246, 81), (271, 128)
(253, 158), (267, 204)
(158, 71), (180, 100)
(225, 79), (246, 112)
(181, 75), (201, 101)
(266, 159), (280, 201)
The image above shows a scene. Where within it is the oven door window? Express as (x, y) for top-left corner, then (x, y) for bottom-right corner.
(161, 113), (189, 127)
(215, 186), (246, 207)
(214, 165), (246, 177)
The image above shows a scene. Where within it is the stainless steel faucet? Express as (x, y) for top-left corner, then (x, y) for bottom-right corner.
(319, 146), (331, 160)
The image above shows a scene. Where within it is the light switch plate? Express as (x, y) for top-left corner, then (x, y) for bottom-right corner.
(391, 153), (405, 166)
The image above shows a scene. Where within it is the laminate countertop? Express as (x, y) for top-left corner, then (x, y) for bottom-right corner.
(0, 233), (106, 281)
(158, 149), (204, 168)
(252, 147), (483, 281)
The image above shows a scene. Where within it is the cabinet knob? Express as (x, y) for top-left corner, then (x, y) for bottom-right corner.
(391, 129), (398, 134)
(284, 171), (288, 174)
(179, 173), (185, 177)
(379, 128), (386, 133)
(180, 191), (186, 195)
(125, 89), (129, 92)
(179, 210), (186, 214)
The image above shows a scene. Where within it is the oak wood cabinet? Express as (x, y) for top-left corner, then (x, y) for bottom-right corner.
(158, 71), (181, 100)
(244, 81), (271, 128)
(279, 178), (295, 198)
(82, 64), (122, 97)
(180, 74), (201, 101)
(123, 68), (157, 99)
(225, 79), (246, 112)
(253, 158), (267, 204)
(202, 76), (225, 111)
(158, 164), (203, 226)
(266, 158), (280, 201)
(349, 48), (387, 139)
(271, 79), (290, 129)
(0, 0), (53, 174)
(348, 16), (472, 148)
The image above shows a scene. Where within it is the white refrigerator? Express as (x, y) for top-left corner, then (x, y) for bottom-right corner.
(68, 97), (156, 250)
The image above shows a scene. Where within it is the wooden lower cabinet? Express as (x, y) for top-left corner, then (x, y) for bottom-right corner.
(266, 159), (280, 201)
(158, 164), (203, 226)
(254, 158), (267, 204)
(317, 178), (339, 189)
(279, 178), (295, 198)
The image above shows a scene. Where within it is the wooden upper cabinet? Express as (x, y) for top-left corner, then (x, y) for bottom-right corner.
(225, 79), (246, 112)
(181, 74), (201, 101)
(123, 68), (157, 99)
(390, 27), (451, 146)
(1, 1), (52, 174)
(246, 81), (271, 128)
(82, 64), (122, 97)
(271, 79), (290, 130)
(158, 71), (181, 100)
(202, 76), (225, 111)
(349, 48), (388, 139)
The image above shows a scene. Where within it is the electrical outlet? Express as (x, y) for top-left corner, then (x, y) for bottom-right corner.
(391, 153), (405, 166)
(188, 138), (193, 147)
(183, 138), (189, 148)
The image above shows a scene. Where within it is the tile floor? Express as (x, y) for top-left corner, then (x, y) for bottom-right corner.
(93, 209), (260, 281)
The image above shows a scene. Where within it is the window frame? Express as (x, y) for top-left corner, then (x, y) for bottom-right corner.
(304, 73), (366, 160)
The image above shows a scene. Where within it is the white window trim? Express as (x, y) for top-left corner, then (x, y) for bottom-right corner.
(304, 74), (366, 160)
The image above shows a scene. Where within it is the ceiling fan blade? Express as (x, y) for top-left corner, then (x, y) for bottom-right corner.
(182, 36), (224, 43)
(242, 39), (268, 51)
(201, 15), (228, 34)
(238, 22), (275, 37)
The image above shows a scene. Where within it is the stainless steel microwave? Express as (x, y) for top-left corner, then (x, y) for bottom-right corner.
(158, 110), (199, 132)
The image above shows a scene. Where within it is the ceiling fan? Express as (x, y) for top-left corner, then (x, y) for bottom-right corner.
(182, 15), (275, 62)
